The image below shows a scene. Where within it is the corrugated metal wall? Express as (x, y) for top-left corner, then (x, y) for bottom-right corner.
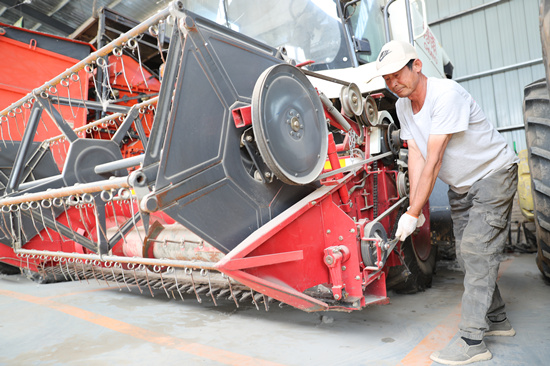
(425, 0), (545, 152)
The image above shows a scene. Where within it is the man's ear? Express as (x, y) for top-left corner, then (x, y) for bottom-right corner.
(413, 58), (423, 72)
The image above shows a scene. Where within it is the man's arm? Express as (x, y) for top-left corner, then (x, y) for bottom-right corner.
(406, 139), (425, 206)
(407, 133), (452, 218)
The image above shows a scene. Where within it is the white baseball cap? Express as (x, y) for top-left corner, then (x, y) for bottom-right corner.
(375, 40), (418, 76)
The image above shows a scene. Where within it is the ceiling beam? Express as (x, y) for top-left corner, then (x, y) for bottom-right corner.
(0, 0), (75, 34)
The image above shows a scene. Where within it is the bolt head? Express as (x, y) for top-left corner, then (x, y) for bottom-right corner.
(334, 294), (340, 300)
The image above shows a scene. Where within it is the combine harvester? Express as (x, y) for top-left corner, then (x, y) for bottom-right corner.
(0, 0), (453, 312)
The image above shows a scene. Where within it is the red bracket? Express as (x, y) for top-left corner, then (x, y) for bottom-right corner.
(323, 245), (351, 300)
(232, 105), (252, 128)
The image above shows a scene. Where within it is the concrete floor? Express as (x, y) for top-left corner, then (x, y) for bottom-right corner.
(0, 252), (549, 366)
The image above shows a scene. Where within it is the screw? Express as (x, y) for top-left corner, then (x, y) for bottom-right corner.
(334, 294), (340, 300)
(338, 235), (343, 241)
(327, 230), (331, 234)
(350, 229), (355, 233)
(342, 266), (346, 271)
(355, 276), (360, 280)
(246, 135), (253, 142)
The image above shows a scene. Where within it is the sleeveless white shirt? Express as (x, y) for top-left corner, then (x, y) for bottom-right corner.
(397, 77), (518, 194)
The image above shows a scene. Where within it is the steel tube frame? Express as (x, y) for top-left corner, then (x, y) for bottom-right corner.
(14, 249), (219, 271)
(0, 176), (129, 207)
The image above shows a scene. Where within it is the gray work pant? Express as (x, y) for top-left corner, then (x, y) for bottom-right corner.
(447, 164), (518, 341)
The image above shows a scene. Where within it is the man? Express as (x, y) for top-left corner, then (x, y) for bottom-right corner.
(375, 40), (518, 365)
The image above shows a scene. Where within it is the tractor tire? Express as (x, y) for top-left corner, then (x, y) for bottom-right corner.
(523, 78), (550, 282)
(0, 262), (20, 275)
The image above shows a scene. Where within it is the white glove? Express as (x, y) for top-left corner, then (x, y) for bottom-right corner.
(395, 213), (418, 242)
(408, 206), (426, 228)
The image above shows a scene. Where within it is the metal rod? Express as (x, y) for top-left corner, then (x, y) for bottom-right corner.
(6, 104), (43, 193)
(44, 96), (158, 144)
(429, 0), (507, 26)
(383, 0), (397, 43)
(302, 69), (351, 87)
(95, 155), (144, 175)
(370, 196), (408, 225)
(317, 152), (393, 180)
(0, 7), (171, 118)
(15, 249), (218, 271)
(0, 177), (129, 207)
(454, 58), (543, 83)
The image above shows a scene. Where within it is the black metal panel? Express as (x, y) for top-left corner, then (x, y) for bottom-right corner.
(145, 12), (314, 253)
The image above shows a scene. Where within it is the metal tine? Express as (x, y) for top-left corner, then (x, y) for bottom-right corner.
(17, 208), (29, 243)
(134, 39), (149, 89)
(54, 257), (69, 281)
(0, 210), (14, 242)
(226, 277), (239, 308)
(109, 198), (128, 246)
(185, 268), (202, 303)
(114, 47), (133, 94)
(143, 266), (155, 297)
(250, 290), (260, 311)
(203, 269), (217, 306)
(152, 265), (170, 298)
(76, 200), (93, 239)
(69, 258), (81, 283)
(97, 56), (116, 101)
(27, 203), (44, 241)
(116, 262), (132, 292)
(109, 264), (123, 291)
(64, 260), (75, 281)
(37, 203), (53, 242)
(128, 263), (143, 294)
(77, 259), (89, 284)
(48, 203), (66, 242)
(172, 267), (184, 301)
(89, 260), (102, 285)
(60, 77), (77, 118)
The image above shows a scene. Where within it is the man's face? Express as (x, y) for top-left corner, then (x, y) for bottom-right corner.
(382, 60), (421, 98)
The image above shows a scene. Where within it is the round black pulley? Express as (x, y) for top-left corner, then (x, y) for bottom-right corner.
(251, 63), (328, 185)
(361, 222), (388, 267)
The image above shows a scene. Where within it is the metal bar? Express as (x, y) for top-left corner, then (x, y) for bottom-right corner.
(54, 97), (131, 114)
(35, 95), (79, 143)
(454, 58), (543, 82)
(429, 0), (507, 26)
(0, 177), (129, 207)
(496, 124), (525, 132)
(6, 104), (43, 194)
(383, 0), (397, 43)
(370, 196), (408, 226)
(404, 0), (414, 44)
(317, 152), (393, 180)
(95, 155), (144, 175)
(14, 249), (219, 270)
(44, 97), (158, 144)
(302, 69), (351, 87)
(0, 6), (171, 118)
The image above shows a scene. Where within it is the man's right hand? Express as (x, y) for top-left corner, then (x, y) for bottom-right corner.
(395, 212), (419, 242)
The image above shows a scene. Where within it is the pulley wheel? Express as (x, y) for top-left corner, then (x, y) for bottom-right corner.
(364, 96), (379, 126)
(361, 222), (388, 267)
(340, 83), (363, 117)
(252, 64), (328, 185)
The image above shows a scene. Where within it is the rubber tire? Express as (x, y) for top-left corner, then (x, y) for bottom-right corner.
(0, 262), (20, 275)
(387, 236), (437, 294)
(523, 78), (550, 282)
